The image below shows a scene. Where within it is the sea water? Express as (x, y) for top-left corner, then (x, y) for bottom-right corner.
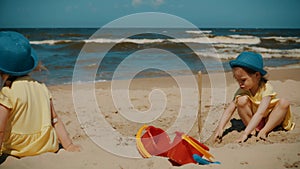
(1, 28), (299, 85)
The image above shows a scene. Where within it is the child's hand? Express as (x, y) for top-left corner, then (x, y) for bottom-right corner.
(236, 133), (248, 143)
(214, 128), (223, 143)
(65, 143), (81, 152)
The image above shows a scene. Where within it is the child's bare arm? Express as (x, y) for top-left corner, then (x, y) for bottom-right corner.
(0, 104), (9, 155)
(214, 101), (236, 141)
(50, 100), (81, 152)
(237, 96), (271, 142)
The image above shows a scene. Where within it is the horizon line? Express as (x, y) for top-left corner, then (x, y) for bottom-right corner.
(1, 27), (300, 29)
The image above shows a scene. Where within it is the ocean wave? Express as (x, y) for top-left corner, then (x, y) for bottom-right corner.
(196, 47), (300, 60)
(196, 51), (237, 60)
(30, 40), (73, 45)
(93, 36), (261, 45)
(262, 36), (300, 43)
(193, 36), (260, 44)
(185, 30), (212, 34)
(212, 44), (241, 48)
(84, 38), (165, 44)
(70, 79), (108, 85)
(29, 35), (261, 45)
(228, 35), (258, 39)
(245, 47), (300, 58)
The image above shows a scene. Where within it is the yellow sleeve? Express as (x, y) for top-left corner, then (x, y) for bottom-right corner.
(0, 90), (12, 109)
(261, 82), (277, 99)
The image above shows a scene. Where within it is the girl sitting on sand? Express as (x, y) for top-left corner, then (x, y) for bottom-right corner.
(0, 31), (80, 159)
(214, 51), (295, 143)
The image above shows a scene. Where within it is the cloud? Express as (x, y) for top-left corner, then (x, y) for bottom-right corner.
(132, 0), (165, 7)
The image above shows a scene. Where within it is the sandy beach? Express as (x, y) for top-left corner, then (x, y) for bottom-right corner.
(1, 65), (300, 169)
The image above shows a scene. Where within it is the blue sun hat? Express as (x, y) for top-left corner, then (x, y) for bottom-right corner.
(229, 51), (267, 76)
(0, 31), (38, 76)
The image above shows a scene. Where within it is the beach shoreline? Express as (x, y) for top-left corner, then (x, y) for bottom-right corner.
(1, 65), (300, 169)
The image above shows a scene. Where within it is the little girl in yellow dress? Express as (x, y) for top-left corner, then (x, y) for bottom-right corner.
(214, 51), (295, 143)
(0, 31), (80, 158)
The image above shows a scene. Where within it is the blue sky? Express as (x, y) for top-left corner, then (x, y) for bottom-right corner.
(1, 0), (300, 28)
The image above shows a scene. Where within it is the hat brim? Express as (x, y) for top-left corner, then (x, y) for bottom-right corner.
(1, 48), (38, 76)
(230, 60), (267, 76)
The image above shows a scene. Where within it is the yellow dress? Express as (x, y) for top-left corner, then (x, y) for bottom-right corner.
(0, 77), (59, 157)
(234, 81), (295, 131)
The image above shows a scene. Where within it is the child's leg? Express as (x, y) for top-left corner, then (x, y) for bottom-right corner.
(236, 96), (253, 126)
(258, 98), (290, 139)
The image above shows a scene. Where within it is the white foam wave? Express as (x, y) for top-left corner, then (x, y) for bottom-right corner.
(30, 38), (166, 45)
(246, 47), (300, 58)
(30, 40), (73, 45)
(196, 47), (300, 60)
(228, 35), (258, 39)
(84, 38), (165, 44)
(71, 79), (107, 85)
(196, 51), (237, 60)
(203, 36), (260, 44)
(30, 35), (261, 45)
(162, 36), (260, 45)
(185, 30), (212, 34)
